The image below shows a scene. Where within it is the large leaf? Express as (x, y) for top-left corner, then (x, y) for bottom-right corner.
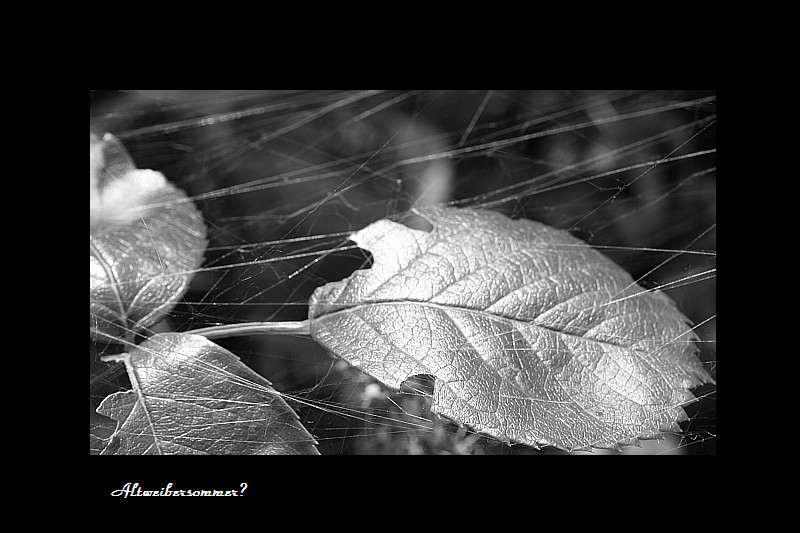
(309, 206), (713, 451)
(97, 333), (319, 455)
(90, 133), (207, 343)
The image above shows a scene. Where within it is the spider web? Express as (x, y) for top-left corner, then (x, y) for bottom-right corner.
(89, 90), (716, 455)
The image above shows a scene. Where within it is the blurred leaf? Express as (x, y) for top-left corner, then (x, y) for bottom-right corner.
(97, 333), (319, 455)
(90, 133), (207, 343)
(309, 206), (713, 451)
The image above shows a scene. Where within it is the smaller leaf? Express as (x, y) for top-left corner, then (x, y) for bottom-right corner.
(90, 399), (115, 455)
(97, 333), (319, 455)
(90, 433), (109, 455)
(90, 133), (207, 343)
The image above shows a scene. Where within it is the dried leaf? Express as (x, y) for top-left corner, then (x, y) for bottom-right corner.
(90, 133), (206, 343)
(309, 206), (713, 451)
(97, 333), (319, 455)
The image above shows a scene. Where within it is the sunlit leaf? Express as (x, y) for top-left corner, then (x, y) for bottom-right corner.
(97, 333), (319, 455)
(90, 133), (207, 343)
(309, 205), (713, 451)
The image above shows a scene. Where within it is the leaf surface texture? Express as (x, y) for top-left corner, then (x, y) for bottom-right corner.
(89, 133), (206, 342)
(97, 333), (319, 455)
(309, 206), (713, 451)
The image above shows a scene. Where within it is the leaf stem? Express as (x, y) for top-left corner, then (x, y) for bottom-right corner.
(189, 320), (311, 340)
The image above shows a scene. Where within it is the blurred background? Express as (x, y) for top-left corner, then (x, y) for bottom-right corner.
(90, 90), (716, 454)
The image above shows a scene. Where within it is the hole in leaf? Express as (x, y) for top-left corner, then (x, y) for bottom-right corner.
(400, 373), (436, 397)
(358, 248), (374, 269)
(400, 211), (434, 233)
(569, 226), (595, 243)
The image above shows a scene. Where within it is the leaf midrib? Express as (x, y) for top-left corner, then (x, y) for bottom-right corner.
(313, 299), (629, 348)
(123, 359), (166, 455)
(90, 239), (127, 326)
(318, 298), (612, 450)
